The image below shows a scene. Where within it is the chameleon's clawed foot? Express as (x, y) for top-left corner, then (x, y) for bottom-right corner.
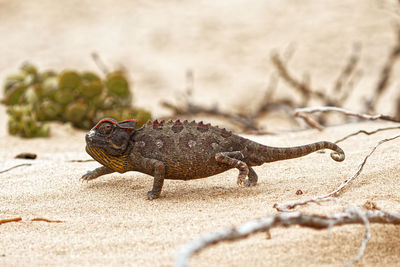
(245, 178), (257, 187)
(80, 171), (96, 183)
(236, 176), (247, 186)
(245, 167), (258, 187)
(147, 190), (160, 200)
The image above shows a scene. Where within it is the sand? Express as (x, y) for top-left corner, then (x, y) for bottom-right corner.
(1, 1), (400, 266)
(1, 121), (400, 266)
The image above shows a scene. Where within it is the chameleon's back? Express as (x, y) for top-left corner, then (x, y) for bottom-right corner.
(131, 120), (249, 180)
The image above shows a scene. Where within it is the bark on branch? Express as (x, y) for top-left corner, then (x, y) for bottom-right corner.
(175, 209), (400, 267)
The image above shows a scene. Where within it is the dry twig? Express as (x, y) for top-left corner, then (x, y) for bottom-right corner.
(0, 217), (63, 225)
(67, 159), (95, 163)
(294, 111), (324, 131)
(271, 53), (327, 106)
(161, 101), (260, 131)
(294, 106), (400, 130)
(345, 205), (371, 267)
(163, 44), (362, 131)
(0, 163), (32, 174)
(175, 208), (400, 267)
(91, 52), (109, 75)
(274, 133), (400, 212)
(335, 126), (400, 144)
(367, 26), (400, 112)
(271, 47), (361, 127)
(31, 218), (63, 223)
(332, 43), (362, 104)
(271, 45), (361, 109)
(0, 217), (22, 225)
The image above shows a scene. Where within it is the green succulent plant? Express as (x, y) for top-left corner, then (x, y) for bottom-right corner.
(3, 85), (28, 105)
(105, 71), (131, 98)
(65, 101), (88, 126)
(2, 63), (151, 137)
(79, 80), (103, 99)
(7, 105), (50, 137)
(58, 70), (81, 90)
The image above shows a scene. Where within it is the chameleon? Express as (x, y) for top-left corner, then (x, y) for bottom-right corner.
(81, 118), (345, 199)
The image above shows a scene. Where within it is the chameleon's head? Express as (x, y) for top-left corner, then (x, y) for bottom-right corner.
(85, 118), (137, 157)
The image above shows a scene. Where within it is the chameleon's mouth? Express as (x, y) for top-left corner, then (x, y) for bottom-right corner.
(85, 143), (130, 173)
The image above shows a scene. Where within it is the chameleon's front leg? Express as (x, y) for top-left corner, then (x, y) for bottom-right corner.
(80, 166), (115, 182)
(142, 158), (166, 200)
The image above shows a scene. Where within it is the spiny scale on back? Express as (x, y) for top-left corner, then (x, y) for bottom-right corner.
(82, 118), (345, 200)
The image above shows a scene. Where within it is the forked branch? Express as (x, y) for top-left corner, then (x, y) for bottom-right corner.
(294, 106), (400, 130)
(175, 208), (400, 267)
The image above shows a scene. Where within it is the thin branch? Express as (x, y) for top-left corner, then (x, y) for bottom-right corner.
(251, 74), (279, 116)
(367, 26), (400, 112)
(332, 43), (361, 95)
(0, 217), (64, 225)
(0, 217), (22, 225)
(175, 209), (400, 267)
(91, 52), (109, 75)
(295, 112), (324, 131)
(274, 133), (400, 211)
(31, 218), (63, 223)
(271, 53), (327, 105)
(344, 205), (371, 267)
(161, 101), (260, 131)
(0, 163), (32, 174)
(294, 106), (400, 130)
(335, 126), (400, 144)
(67, 159), (95, 163)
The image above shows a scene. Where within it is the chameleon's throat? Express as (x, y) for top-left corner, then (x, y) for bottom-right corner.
(85, 144), (130, 173)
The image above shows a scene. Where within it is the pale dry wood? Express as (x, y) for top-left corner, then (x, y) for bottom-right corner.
(67, 159), (95, 162)
(0, 217), (63, 224)
(294, 106), (400, 130)
(0, 217), (22, 225)
(335, 126), (400, 144)
(31, 218), (63, 223)
(175, 208), (400, 267)
(344, 205), (371, 267)
(91, 52), (109, 75)
(367, 26), (400, 112)
(0, 163), (32, 174)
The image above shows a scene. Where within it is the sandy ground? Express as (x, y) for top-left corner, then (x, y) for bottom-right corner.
(1, 121), (400, 266)
(1, 0), (400, 266)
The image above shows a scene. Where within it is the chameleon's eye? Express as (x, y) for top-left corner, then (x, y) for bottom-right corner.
(100, 123), (113, 135)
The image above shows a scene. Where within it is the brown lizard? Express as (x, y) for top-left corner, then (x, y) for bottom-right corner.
(81, 118), (345, 199)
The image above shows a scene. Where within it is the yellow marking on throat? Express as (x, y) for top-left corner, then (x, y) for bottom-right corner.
(86, 145), (130, 173)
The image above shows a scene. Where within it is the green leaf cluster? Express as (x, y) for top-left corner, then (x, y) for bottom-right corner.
(2, 63), (151, 137)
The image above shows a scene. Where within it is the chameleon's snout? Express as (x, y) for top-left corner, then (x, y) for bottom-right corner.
(85, 130), (95, 142)
(85, 132), (93, 146)
(87, 129), (95, 138)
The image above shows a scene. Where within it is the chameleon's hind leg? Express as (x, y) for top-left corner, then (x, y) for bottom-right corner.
(215, 151), (249, 186)
(246, 166), (258, 187)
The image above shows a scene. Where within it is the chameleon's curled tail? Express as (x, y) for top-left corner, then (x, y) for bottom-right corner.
(260, 141), (345, 163)
(329, 144), (345, 162)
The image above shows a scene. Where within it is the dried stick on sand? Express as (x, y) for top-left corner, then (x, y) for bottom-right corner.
(294, 106), (400, 130)
(175, 208), (400, 267)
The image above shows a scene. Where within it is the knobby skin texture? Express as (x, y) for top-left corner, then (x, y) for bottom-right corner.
(82, 118), (345, 199)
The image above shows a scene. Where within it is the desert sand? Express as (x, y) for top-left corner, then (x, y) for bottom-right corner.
(1, 1), (400, 266)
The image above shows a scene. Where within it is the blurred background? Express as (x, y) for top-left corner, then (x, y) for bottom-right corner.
(1, 0), (399, 136)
